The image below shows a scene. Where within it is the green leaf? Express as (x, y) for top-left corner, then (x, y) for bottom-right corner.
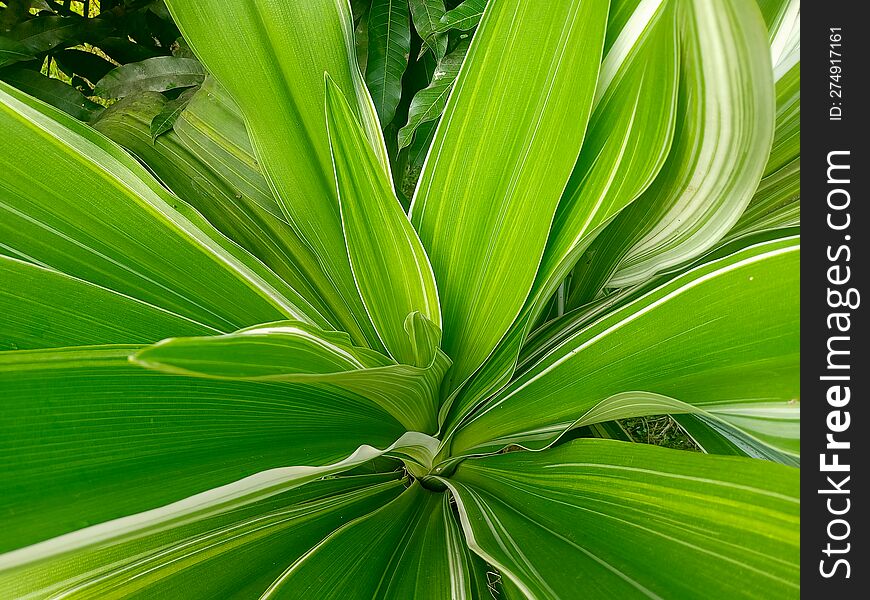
(325, 76), (441, 365)
(91, 85), (346, 335)
(0, 255), (214, 350)
(674, 413), (799, 466)
(6, 15), (103, 54)
(94, 56), (205, 99)
(0, 475), (404, 598)
(0, 345), (408, 552)
(449, 236), (799, 456)
(0, 36), (34, 68)
(434, 0), (487, 34)
(133, 321), (450, 433)
(165, 0), (391, 351)
(603, 0), (776, 288)
(0, 66), (103, 120)
(0, 80), (323, 332)
(444, 439), (799, 599)
(366, 0), (411, 127)
(438, 0), (681, 433)
(259, 483), (488, 599)
(397, 40), (467, 150)
(409, 0), (448, 59)
(149, 85), (197, 140)
(410, 0), (609, 393)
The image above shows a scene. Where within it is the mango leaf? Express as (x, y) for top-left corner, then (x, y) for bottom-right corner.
(397, 40), (467, 150)
(0, 66), (103, 120)
(0, 36), (34, 68)
(133, 321), (450, 433)
(0, 255), (214, 350)
(409, 0), (448, 59)
(448, 236), (799, 456)
(0, 80), (321, 332)
(434, 0), (487, 33)
(410, 0), (609, 393)
(326, 76), (441, 365)
(603, 0), (776, 287)
(94, 56), (205, 99)
(366, 0), (411, 127)
(5, 15), (104, 54)
(165, 0), (391, 351)
(0, 345), (408, 552)
(0, 475), (403, 598)
(444, 439), (799, 599)
(149, 84), (197, 140)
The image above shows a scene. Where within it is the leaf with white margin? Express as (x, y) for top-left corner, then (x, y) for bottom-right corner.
(605, 0), (776, 288)
(134, 321), (450, 433)
(447, 236), (799, 457)
(442, 438), (799, 599)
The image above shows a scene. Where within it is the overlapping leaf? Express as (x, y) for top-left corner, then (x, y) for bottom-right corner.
(449, 236), (799, 456)
(325, 77), (441, 366)
(0, 81), (319, 332)
(134, 321), (449, 433)
(410, 0), (609, 393)
(165, 0), (390, 350)
(444, 439), (799, 599)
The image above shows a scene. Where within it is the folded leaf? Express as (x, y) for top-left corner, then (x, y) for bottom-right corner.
(603, 0), (775, 287)
(445, 439), (799, 599)
(449, 236), (799, 456)
(326, 76), (441, 365)
(134, 322), (449, 432)
(410, 0), (608, 392)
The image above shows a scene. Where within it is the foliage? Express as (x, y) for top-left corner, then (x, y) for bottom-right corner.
(0, 0), (800, 597)
(0, 0), (186, 119)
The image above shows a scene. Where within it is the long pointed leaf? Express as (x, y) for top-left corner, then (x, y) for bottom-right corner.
(165, 0), (391, 350)
(326, 76), (441, 366)
(0, 80), (320, 332)
(410, 0), (609, 391)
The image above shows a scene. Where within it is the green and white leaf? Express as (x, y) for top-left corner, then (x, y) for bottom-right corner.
(325, 76), (441, 366)
(410, 0), (608, 393)
(449, 236), (799, 456)
(603, 0), (776, 288)
(133, 321), (449, 433)
(444, 439), (799, 599)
